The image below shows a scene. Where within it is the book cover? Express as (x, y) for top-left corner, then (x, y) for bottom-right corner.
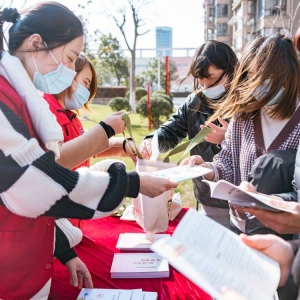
(151, 209), (280, 300)
(152, 165), (212, 182)
(76, 288), (132, 300)
(116, 233), (170, 251)
(203, 179), (295, 212)
(110, 253), (169, 278)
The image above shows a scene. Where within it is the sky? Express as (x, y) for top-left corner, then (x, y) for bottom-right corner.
(7, 0), (205, 56)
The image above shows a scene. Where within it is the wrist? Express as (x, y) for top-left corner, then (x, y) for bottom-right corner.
(100, 121), (115, 138)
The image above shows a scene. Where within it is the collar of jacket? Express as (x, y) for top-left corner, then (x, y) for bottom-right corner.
(187, 92), (213, 116)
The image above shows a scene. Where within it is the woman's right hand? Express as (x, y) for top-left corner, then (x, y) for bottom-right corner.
(140, 138), (152, 159)
(103, 111), (128, 135)
(240, 234), (294, 287)
(138, 172), (178, 198)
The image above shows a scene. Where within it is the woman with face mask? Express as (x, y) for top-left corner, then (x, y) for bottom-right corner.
(0, 3), (177, 299)
(140, 41), (238, 228)
(43, 54), (137, 173)
(182, 34), (300, 239)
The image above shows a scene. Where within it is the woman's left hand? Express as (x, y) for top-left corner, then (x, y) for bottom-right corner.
(201, 117), (228, 144)
(65, 257), (93, 289)
(125, 139), (139, 164)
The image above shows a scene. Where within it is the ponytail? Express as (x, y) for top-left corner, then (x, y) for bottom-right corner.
(0, 8), (20, 52)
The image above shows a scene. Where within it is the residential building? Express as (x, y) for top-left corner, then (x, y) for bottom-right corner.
(156, 27), (173, 57)
(203, 0), (300, 55)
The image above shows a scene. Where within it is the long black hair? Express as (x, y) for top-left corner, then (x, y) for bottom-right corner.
(0, 1), (83, 55)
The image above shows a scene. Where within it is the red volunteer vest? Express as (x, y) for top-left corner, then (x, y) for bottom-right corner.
(43, 93), (90, 170)
(44, 94), (88, 229)
(0, 76), (55, 300)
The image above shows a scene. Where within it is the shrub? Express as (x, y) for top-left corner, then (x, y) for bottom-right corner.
(152, 92), (172, 104)
(152, 89), (173, 100)
(108, 97), (130, 112)
(136, 95), (173, 128)
(125, 87), (147, 101)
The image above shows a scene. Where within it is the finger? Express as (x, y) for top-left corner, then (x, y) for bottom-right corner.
(70, 270), (78, 287)
(239, 233), (274, 250)
(239, 181), (257, 193)
(167, 180), (178, 188)
(218, 117), (229, 128)
(113, 110), (125, 115)
(206, 122), (219, 131)
(77, 271), (83, 289)
(83, 270), (93, 288)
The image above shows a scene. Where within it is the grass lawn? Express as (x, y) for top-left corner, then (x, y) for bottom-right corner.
(81, 104), (198, 209)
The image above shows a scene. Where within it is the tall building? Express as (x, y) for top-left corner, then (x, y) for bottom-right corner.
(156, 27), (173, 57)
(203, 0), (300, 55)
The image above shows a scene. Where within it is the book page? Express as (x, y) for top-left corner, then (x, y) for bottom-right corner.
(152, 165), (212, 182)
(151, 209), (280, 300)
(203, 180), (294, 213)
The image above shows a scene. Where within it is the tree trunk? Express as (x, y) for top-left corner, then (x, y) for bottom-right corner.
(130, 50), (136, 112)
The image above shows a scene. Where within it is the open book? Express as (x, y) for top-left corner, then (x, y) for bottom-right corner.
(151, 209), (280, 300)
(204, 179), (294, 213)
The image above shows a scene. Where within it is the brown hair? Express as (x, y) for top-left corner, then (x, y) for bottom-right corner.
(294, 26), (300, 52)
(60, 54), (97, 111)
(208, 34), (300, 123)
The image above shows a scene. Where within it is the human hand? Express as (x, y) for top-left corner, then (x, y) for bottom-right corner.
(103, 111), (128, 135)
(240, 233), (294, 286)
(125, 139), (139, 164)
(140, 138), (152, 160)
(65, 257), (93, 289)
(138, 172), (178, 198)
(245, 200), (300, 234)
(180, 155), (205, 167)
(201, 117), (228, 144)
(180, 155), (215, 180)
(221, 287), (248, 300)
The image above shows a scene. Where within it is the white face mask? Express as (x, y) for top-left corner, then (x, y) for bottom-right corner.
(202, 84), (226, 99)
(32, 42), (76, 94)
(253, 79), (285, 106)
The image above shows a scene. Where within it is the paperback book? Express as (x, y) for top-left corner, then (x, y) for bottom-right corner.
(150, 209), (280, 300)
(203, 179), (295, 212)
(77, 288), (158, 300)
(116, 233), (170, 251)
(110, 253), (169, 278)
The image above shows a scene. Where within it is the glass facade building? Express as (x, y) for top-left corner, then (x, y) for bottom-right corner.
(156, 26), (173, 57)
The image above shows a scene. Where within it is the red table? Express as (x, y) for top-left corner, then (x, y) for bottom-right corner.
(49, 208), (212, 300)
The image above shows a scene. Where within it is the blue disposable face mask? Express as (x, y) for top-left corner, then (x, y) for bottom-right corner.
(253, 79), (285, 106)
(65, 81), (90, 110)
(32, 43), (76, 94)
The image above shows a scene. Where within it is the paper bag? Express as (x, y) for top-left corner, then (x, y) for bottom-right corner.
(169, 192), (182, 221)
(132, 159), (177, 233)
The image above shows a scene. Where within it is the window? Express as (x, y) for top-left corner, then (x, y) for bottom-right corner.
(216, 4), (228, 17)
(216, 23), (228, 36)
(258, 0), (286, 18)
(248, 0), (255, 14)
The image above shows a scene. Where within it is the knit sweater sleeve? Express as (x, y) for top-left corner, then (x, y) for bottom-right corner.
(211, 117), (235, 183)
(0, 104), (140, 219)
(54, 219), (82, 264)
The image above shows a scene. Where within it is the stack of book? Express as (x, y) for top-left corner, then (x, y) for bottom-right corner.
(77, 288), (157, 300)
(110, 253), (169, 278)
(116, 233), (170, 251)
